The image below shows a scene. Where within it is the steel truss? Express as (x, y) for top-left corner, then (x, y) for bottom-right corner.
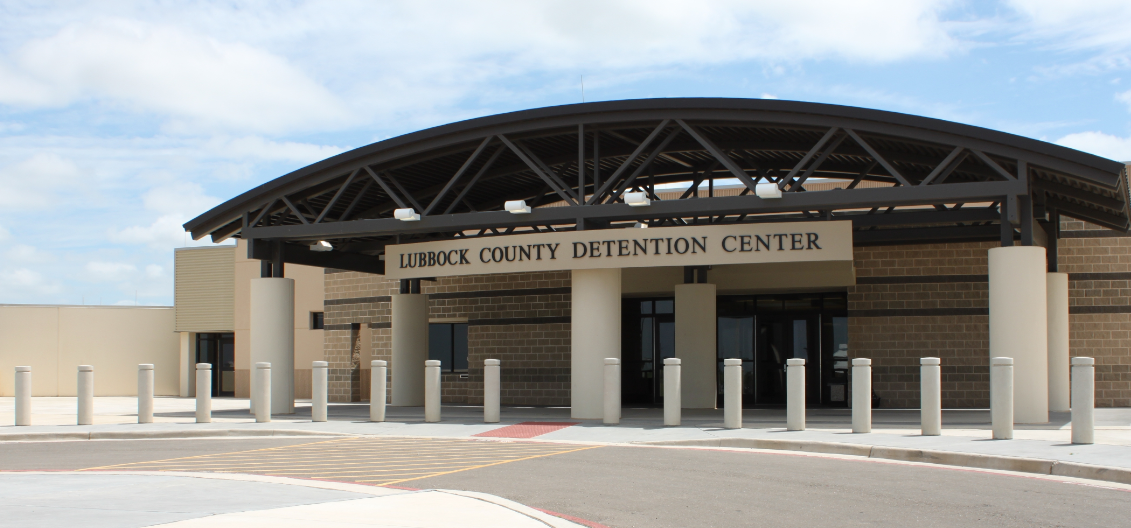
(185, 99), (1130, 276)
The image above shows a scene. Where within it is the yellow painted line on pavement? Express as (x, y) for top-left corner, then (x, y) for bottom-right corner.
(82, 436), (603, 486)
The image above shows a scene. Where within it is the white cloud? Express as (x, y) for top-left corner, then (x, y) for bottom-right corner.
(204, 136), (347, 164)
(0, 224), (9, 242)
(0, 18), (351, 134)
(86, 261), (138, 282)
(0, 268), (64, 297)
(0, 153), (82, 210)
(1118, 89), (1131, 111)
(1055, 131), (1131, 162)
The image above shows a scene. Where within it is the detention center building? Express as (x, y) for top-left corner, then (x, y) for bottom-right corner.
(170, 98), (1131, 422)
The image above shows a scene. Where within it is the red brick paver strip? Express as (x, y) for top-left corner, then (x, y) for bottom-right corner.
(473, 422), (580, 439)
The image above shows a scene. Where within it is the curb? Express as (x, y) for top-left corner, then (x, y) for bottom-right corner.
(0, 429), (354, 442)
(639, 437), (1131, 486)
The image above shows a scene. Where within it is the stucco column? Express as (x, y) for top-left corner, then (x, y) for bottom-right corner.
(571, 268), (621, 419)
(251, 277), (295, 414)
(391, 293), (429, 406)
(179, 332), (192, 397)
(988, 246), (1048, 424)
(675, 283), (716, 409)
(1047, 272), (1070, 413)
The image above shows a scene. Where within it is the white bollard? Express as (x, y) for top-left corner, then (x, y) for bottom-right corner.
(425, 360), (441, 423)
(15, 366), (31, 426)
(370, 360), (387, 422)
(723, 358), (742, 429)
(991, 357), (1014, 440)
(921, 357), (942, 436)
(196, 363), (212, 423)
(786, 358), (805, 431)
(852, 358), (872, 433)
(255, 362), (272, 423)
(663, 358), (681, 426)
(484, 359), (501, 423)
(1071, 357), (1095, 445)
(603, 358), (620, 425)
(138, 364), (154, 424)
(77, 365), (94, 426)
(312, 361), (328, 422)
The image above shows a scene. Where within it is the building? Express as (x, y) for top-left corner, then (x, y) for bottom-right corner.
(0, 304), (178, 396)
(183, 98), (1131, 421)
(174, 242), (324, 399)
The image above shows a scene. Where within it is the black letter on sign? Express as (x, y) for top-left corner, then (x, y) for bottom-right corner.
(691, 237), (706, 254)
(807, 233), (821, 249)
(791, 234), (804, 250)
(633, 239), (647, 256)
(674, 238), (689, 254)
(755, 235), (770, 251)
(774, 234), (787, 250)
(479, 248), (490, 263)
(722, 235), (737, 252)
(400, 253), (407, 268)
(547, 243), (560, 259)
(618, 240), (629, 256)
(427, 251), (437, 266)
(519, 245), (531, 261)
(459, 249), (471, 264)
(573, 242), (587, 258)
(589, 241), (601, 257)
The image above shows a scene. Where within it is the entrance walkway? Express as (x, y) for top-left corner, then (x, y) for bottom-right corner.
(3, 397), (1131, 476)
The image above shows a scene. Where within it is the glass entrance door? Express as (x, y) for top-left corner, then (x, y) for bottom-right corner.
(754, 315), (820, 405)
(196, 333), (235, 397)
(621, 298), (675, 405)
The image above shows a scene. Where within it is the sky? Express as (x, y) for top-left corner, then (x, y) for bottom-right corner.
(1, 0), (1131, 306)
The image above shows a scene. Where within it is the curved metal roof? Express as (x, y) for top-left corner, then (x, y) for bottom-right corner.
(184, 98), (1129, 274)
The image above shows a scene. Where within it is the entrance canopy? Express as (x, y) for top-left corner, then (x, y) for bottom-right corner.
(184, 98), (1129, 275)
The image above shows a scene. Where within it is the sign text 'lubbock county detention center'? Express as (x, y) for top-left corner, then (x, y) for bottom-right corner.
(384, 220), (853, 279)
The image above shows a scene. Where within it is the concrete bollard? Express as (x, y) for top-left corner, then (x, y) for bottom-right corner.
(77, 365), (94, 426)
(852, 358), (871, 433)
(723, 358), (742, 429)
(786, 358), (805, 431)
(196, 363), (212, 423)
(603, 358), (620, 425)
(921, 357), (941, 436)
(991, 357), (1014, 440)
(663, 358), (681, 426)
(255, 362), (272, 423)
(484, 359), (501, 423)
(425, 360), (441, 423)
(138, 364), (154, 424)
(15, 366), (31, 426)
(1071, 357), (1095, 445)
(312, 361), (328, 422)
(370, 360), (387, 422)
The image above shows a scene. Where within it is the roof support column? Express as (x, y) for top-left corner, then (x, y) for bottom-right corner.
(571, 268), (620, 419)
(675, 282), (717, 409)
(988, 245), (1049, 424)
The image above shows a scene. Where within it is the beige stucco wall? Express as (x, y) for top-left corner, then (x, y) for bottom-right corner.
(0, 305), (178, 396)
(233, 239), (325, 398)
(621, 261), (855, 296)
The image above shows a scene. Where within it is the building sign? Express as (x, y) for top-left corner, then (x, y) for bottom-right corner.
(385, 220), (853, 279)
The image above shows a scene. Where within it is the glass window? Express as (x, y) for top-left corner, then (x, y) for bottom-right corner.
(640, 301), (652, 314)
(757, 298), (783, 311)
(658, 320), (675, 360)
(717, 317), (753, 360)
(311, 312), (324, 330)
(428, 323), (468, 372)
(654, 300), (674, 314)
(792, 319), (808, 360)
(784, 296), (820, 311)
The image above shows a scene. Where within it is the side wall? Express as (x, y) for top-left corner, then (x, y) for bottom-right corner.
(851, 218), (1131, 408)
(324, 270), (571, 404)
(0, 306), (179, 396)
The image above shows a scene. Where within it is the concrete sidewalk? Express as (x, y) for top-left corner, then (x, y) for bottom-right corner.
(0, 471), (590, 528)
(3, 397), (1131, 481)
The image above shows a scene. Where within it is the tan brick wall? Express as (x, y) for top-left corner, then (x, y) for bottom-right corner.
(1060, 219), (1131, 407)
(323, 269), (571, 406)
(849, 241), (994, 408)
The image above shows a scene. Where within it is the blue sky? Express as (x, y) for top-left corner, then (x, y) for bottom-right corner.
(1, 0), (1130, 306)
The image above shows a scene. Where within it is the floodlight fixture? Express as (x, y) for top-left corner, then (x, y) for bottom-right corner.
(504, 200), (531, 214)
(394, 208), (420, 221)
(310, 240), (333, 252)
(755, 182), (783, 199)
(624, 192), (651, 207)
